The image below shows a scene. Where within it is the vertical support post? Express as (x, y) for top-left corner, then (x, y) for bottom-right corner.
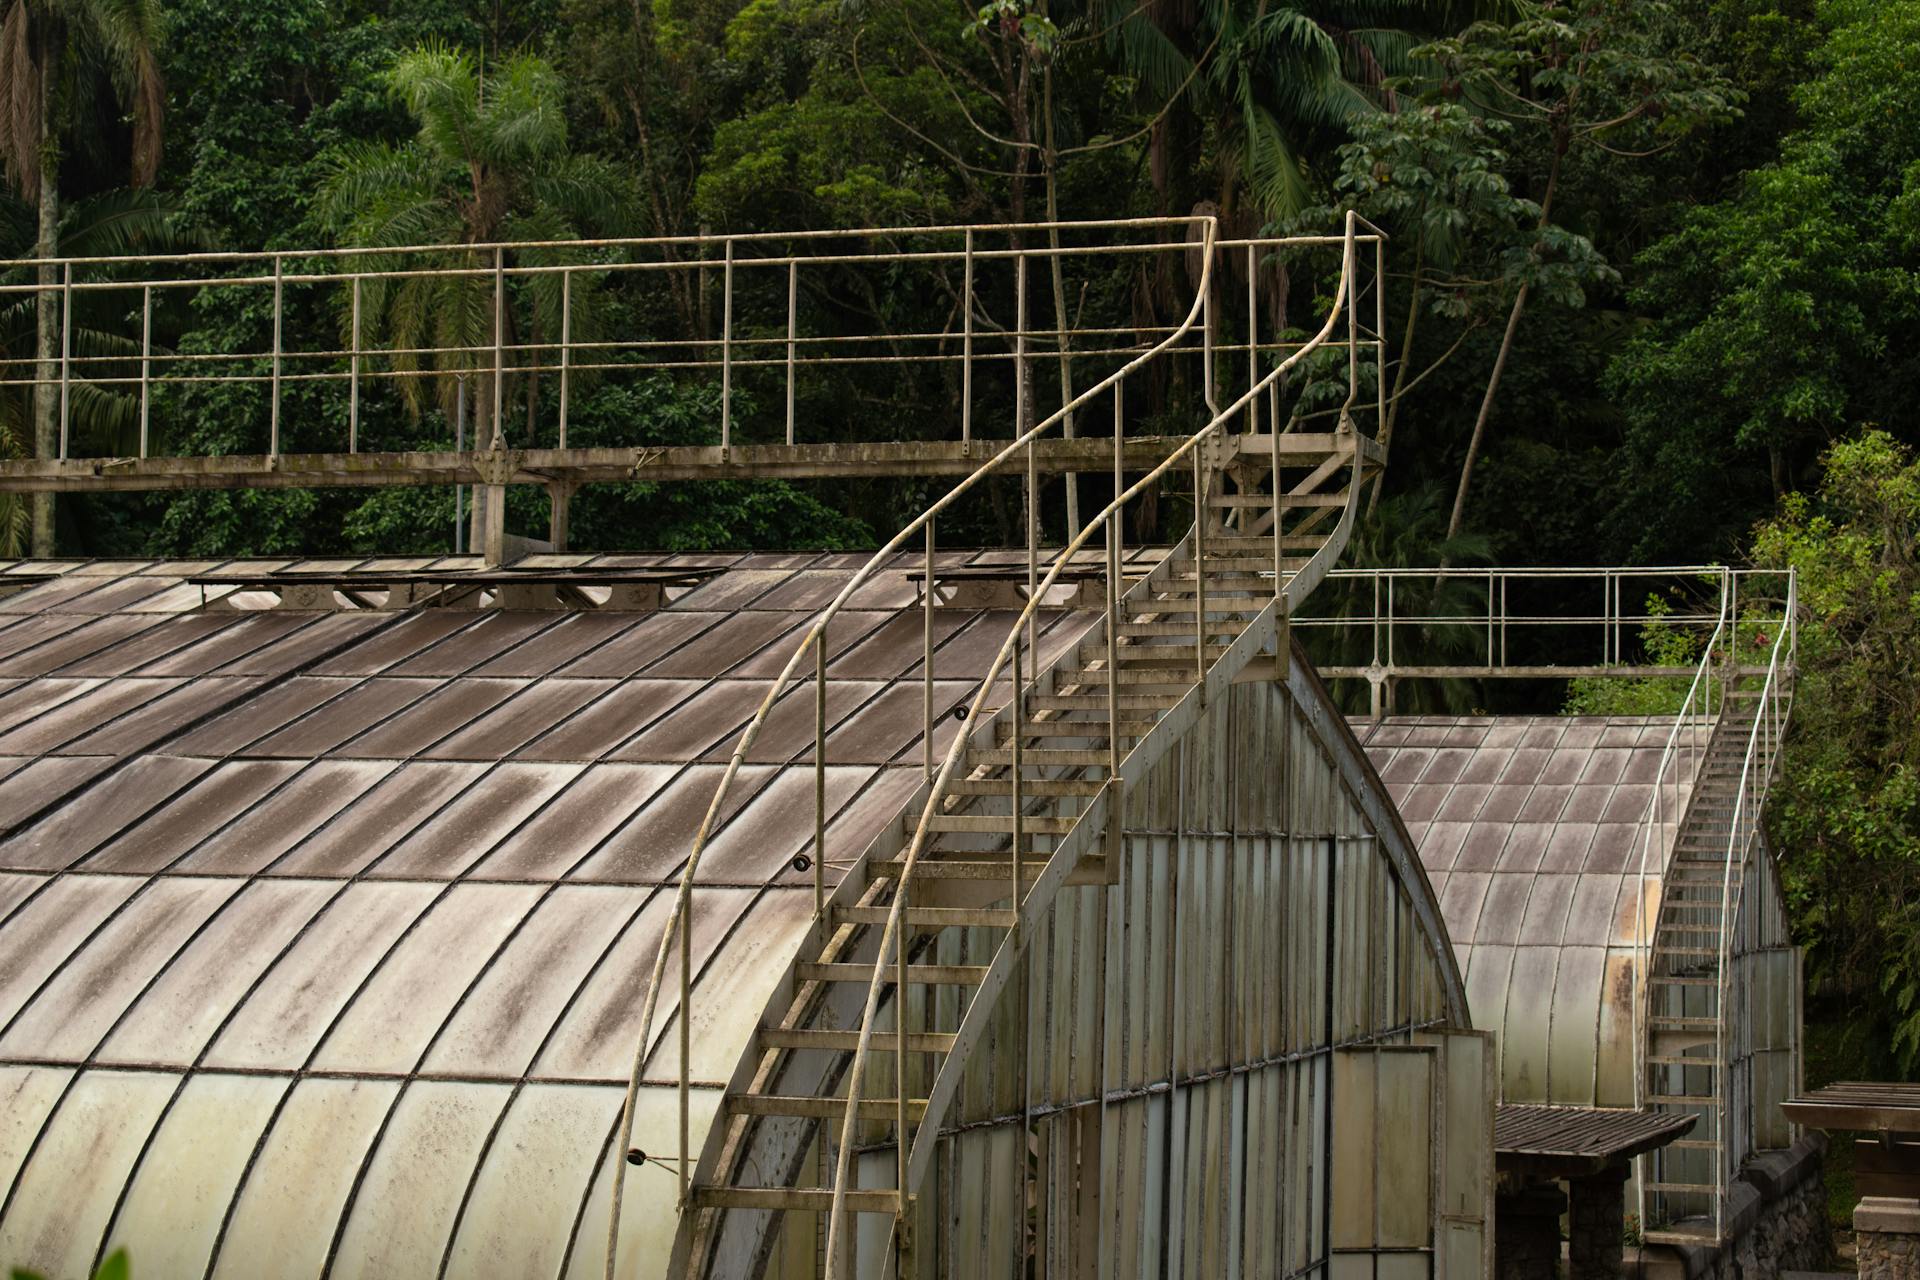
(57, 262), (71, 459)
(547, 482), (572, 551)
(1105, 508), (1122, 789)
(559, 268), (572, 449)
(349, 275), (361, 453)
(961, 230), (973, 453)
(895, 867), (909, 1236)
(1011, 637), (1025, 923)
(721, 238), (734, 453)
(1113, 381), (1125, 571)
(678, 855), (692, 1206)
(454, 376), (466, 556)
(785, 260), (798, 446)
(492, 246), (505, 450)
(815, 625), (827, 919)
(923, 520), (935, 782)
(1018, 253), (1036, 657)
(1375, 235), (1387, 435)
(1246, 242), (1259, 433)
(270, 255), (283, 455)
(1193, 447), (1207, 688)
(138, 286), (152, 459)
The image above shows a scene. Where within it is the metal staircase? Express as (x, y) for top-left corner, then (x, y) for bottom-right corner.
(598, 213), (1389, 1279)
(1638, 584), (1796, 1245)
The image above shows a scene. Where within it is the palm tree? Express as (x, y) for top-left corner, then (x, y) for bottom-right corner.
(0, 186), (194, 554)
(317, 43), (633, 449)
(0, 0), (164, 555)
(1109, 0), (1459, 224)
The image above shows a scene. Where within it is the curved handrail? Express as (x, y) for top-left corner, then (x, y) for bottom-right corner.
(601, 217), (1224, 1269)
(819, 213), (1367, 1273)
(1709, 568), (1794, 1231)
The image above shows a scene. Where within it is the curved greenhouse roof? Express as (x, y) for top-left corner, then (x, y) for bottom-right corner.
(0, 551), (1130, 1280)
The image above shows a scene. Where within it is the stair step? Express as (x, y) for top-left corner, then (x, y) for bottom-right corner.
(1668, 1139), (1722, 1152)
(996, 719), (1154, 740)
(1650, 1015), (1718, 1029)
(870, 856), (1106, 883)
(1648, 1093), (1722, 1106)
(1056, 670), (1196, 687)
(1662, 948), (1722, 957)
(835, 904), (1018, 928)
(796, 961), (989, 985)
(1029, 693), (1182, 712)
(1647, 1054), (1717, 1066)
(1644, 1181), (1720, 1195)
(970, 748), (1114, 767)
(760, 1027), (956, 1053)
(692, 1187), (905, 1213)
(726, 1094), (931, 1121)
(1650, 975), (1719, 987)
(925, 813), (1076, 835)
(1116, 621), (1243, 637)
(947, 777), (1105, 797)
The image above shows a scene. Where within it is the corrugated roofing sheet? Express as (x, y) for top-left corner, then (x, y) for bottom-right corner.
(0, 550), (1114, 1280)
(1355, 714), (1700, 1109)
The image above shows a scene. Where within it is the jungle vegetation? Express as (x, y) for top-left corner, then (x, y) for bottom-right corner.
(0, 0), (1914, 1094)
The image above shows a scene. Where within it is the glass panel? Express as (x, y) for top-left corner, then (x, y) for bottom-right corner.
(442, 1083), (624, 1279)
(97, 880), (338, 1067)
(82, 761), (301, 873)
(468, 764), (675, 881)
(424, 885), (649, 1077)
(310, 883), (544, 1073)
(563, 1084), (722, 1280)
(103, 1072), (289, 1278)
(642, 888), (815, 1083)
(205, 882), (441, 1069)
(171, 761), (401, 875)
(211, 1077), (400, 1280)
(0, 1066), (71, 1212)
(0, 876), (144, 1026)
(0, 1069), (176, 1280)
(536, 887), (753, 1080)
(513, 680), (702, 761)
(329, 1081), (512, 1280)
(0, 877), (243, 1061)
(265, 762), (487, 878)
(369, 764), (582, 880)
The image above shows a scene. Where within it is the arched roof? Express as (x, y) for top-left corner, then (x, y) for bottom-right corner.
(0, 552), (1123, 1279)
(1353, 714), (1703, 1108)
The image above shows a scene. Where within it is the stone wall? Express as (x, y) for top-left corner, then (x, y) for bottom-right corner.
(1627, 1134), (1829, 1279)
(1858, 1197), (1920, 1280)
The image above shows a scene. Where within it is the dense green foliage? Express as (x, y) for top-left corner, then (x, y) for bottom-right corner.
(1, 0), (1915, 1080)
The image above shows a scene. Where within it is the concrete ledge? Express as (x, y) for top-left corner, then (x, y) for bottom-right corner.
(1746, 1134), (1830, 1201)
(1858, 1197), (1920, 1234)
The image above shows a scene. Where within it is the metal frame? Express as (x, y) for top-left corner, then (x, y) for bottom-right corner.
(601, 212), (1400, 1280)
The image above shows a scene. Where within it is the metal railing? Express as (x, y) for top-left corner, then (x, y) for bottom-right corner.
(0, 218), (1382, 471)
(1299, 565), (1792, 692)
(599, 212), (1387, 1278)
(1632, 567), (1796, 1241)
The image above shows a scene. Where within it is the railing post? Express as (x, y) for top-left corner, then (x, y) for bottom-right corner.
(1106, 507), (1122, 789)
(1019, 252), (1036, 658)
(138, 285), (152, 459)
(1011, 637), (1025, 924)
(721, 238), (734, 453)
(961, 229), (973, 453)
(1193, 447), (1207, 688)
(270, 254), (283, 455)
(492, 246), (505, 450)
(924, 520), (935, 782)
(1375, 235), (1387, 434)
(559, 268), (572, 449)
(57, 262), (70, 460)
(815, 627), (828, 919)
(1247, 242), (1259, 434)
(349, 274), (361, 454)
(786, 259), (797, 446)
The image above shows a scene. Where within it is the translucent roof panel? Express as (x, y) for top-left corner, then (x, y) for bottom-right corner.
(0, 551), (1105, 1280)
(1355, 714), (1698, 1108)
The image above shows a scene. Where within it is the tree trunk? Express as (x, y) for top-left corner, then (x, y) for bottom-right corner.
(1443, 280), (1529, 550)
(30, 113), (57, 557)
(1442, 142), (1565, 557)
(1367, 239), (1424, 516)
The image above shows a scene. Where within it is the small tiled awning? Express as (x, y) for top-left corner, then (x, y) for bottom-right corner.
(1496, 1105), (1696, 1180)
(1783, 1082), (1920, 1135)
